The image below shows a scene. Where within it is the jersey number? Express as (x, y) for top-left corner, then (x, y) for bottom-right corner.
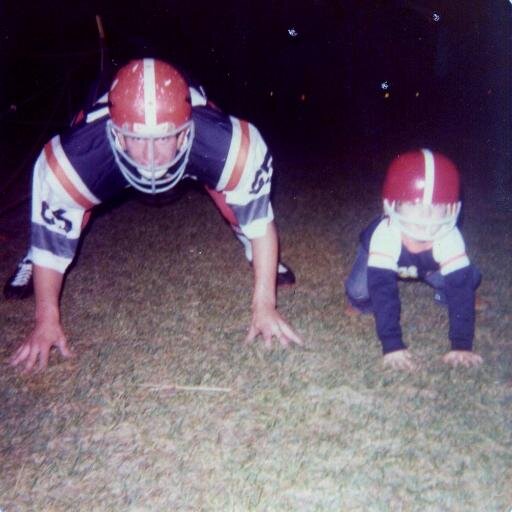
(41, 201), (72, 233)
(250, 153), (272, 194)
(397, 265), (419, 279)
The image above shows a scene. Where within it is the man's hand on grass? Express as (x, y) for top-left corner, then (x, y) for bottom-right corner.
(9, 321), (74, 373)
(245, 302), (303, 349)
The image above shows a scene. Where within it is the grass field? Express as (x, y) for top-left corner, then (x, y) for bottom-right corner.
(1, 137), (511, 511)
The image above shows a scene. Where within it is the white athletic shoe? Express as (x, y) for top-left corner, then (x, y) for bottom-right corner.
(3, 257), (34, 300)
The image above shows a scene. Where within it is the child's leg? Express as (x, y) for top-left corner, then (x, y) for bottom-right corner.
(424, 270), (447, 304)
(424, 264), (482, 305)
(345, 245), (373, 313)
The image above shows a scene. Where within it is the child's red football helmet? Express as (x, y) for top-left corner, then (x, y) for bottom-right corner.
(382, 149), (461, 241)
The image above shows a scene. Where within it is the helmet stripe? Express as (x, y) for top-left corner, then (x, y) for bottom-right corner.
(421, 148), (435, 204)
(143, 59), (157, 127)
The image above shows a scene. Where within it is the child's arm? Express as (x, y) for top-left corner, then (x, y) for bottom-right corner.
(434, 229), (482, 367)
(383, 350), (417, 371)
(443, 266), (482, 367)
(442, 350), (483, 367)
(369, 267), (418, 371)
(367, 267), (406, 354)
(444, 266), (475, 350)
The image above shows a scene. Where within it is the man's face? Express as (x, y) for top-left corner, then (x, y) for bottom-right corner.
(123, 134), (179, 167)
(107, 119), (193, 193)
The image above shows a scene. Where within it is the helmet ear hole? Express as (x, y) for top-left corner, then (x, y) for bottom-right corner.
(114, 131), (126, 150)
(383, 198), (394, 218)
(176, 129), (188, 149)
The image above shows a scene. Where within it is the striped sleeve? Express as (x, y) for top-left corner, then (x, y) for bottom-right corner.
(367, 219), (401, 271)
(30, 136), (101, 273)
(433, 228), (470, 275)
(221, 119), (274, 239)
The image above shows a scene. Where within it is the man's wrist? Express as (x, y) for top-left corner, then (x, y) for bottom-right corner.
(35, 305), (60, 324)
(252, 295), (276, 311)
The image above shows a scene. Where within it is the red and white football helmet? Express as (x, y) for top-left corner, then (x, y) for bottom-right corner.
(107, 58), (194, 193)
(382, 149), (461, 241)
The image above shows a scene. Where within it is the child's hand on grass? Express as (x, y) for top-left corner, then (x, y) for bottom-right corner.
(383, 349), (417, 371)
(442, 350), (483, 368)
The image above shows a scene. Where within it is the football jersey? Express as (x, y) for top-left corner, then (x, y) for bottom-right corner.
(363, 217), (470, 278)
(30, 88), (274, 273)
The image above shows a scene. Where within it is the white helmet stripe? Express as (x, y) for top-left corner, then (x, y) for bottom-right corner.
(143, 59), (157, 127)
(421, 148), (435, 204)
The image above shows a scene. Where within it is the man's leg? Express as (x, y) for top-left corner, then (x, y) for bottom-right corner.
(205, 187), (295, 286)
(3, 249), (34, 299)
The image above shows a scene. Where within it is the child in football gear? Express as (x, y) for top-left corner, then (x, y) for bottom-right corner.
(345, 149), (482, 371)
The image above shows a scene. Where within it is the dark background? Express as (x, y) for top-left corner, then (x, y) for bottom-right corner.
(1, 0), (511, 209)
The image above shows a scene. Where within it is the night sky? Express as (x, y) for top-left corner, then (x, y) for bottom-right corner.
(1, 0), (511, 199)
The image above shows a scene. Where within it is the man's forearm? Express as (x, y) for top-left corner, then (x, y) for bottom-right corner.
(250, 221), (278, 308)
(33, 265), (64, 324)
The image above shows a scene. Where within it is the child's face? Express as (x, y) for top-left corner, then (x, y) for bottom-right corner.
(396, 202), (450, 241)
